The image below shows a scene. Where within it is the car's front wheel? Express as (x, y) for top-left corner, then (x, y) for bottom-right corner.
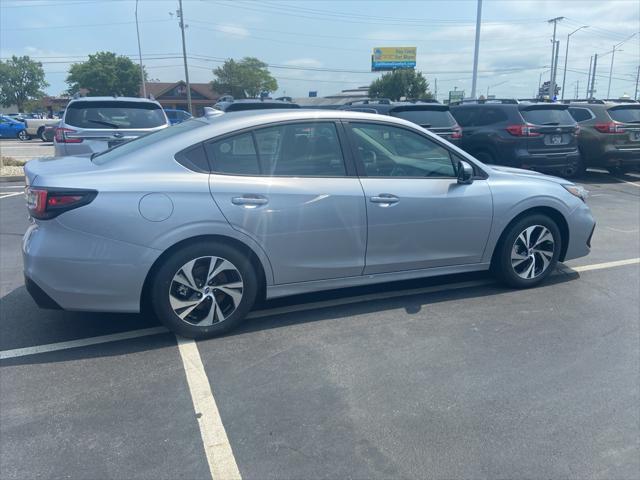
(17, 130), (30, 141)
(151, 242), (258, 338)
(494, 214), (561, 288)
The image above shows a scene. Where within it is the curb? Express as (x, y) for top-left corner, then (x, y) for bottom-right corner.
(0, 176), (25, 183)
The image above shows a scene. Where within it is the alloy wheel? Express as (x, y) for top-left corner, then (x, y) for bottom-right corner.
(169, 256), (243, 326)
(510, 225), (555, 280)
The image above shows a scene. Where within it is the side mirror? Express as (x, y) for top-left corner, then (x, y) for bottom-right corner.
(457, 160), (474, 185)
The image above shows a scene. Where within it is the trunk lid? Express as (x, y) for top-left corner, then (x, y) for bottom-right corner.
(519, 105), (578, 154)
(24, 154), (96, 187)
(607, 105), (640, 150)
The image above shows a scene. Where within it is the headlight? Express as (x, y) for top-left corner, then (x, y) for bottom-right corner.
(563, 184), (588, 202)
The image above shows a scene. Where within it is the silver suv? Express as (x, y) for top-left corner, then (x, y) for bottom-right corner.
(54, 96), (169, 156)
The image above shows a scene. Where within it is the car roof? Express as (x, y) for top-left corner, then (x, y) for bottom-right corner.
(66, 96), (162, 105)
(199, 108), (429, 131)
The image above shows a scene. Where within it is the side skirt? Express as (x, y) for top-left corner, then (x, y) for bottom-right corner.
(266, 262), (491, 299)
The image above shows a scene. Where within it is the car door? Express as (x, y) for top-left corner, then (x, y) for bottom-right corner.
(345, 121), (493, 275)
(208, 121), (367, 285)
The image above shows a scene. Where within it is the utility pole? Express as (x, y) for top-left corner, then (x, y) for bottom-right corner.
(586, 56), (593, 97)
(635, 64), (639, 100)
(470, 0), (482, 99)
(589, 53), (598, 99)
(575, 80), (579, 99)
(434, 78), (438, 101)
(547, 17), (564, 100)
(561, 25), (588, 101)
(177, 0), (192, 114)
(135, 0), (146, 98)
(607, 33), (638, 99)
(550, 40), (559, 100)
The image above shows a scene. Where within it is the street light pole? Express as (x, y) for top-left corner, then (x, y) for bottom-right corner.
(135, 0), (146, 98)
(635, 64), (639, 100)
(470, 0), (483, 99)
(177, 0), (192, 114)
(589, 53), (598, 98)
(547, 17), (564, 100)
(561, 25), (588, 101)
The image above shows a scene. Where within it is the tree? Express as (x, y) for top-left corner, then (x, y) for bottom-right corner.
(369, 70), (431, 101)
(0, 56), (48, 111)
(66, 51), (144, 96)
(211, 57), (278, 98)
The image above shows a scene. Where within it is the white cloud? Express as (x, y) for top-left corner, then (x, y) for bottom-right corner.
(215, 24), (250, 39)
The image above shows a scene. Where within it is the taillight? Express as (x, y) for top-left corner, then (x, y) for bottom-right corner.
(451, 125), (462, 139)
(506, 124), (542, 137)
(25, 187), (97, 220)
(54, 127), (83, 143)
(594, 122), (625, 134)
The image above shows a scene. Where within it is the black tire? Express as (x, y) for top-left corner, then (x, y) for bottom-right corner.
(494, 214), (562, 288)
(150, 241), (258, 339)
(563, 156), (586, 179)
(17, 130), (30, 141)
(607, 166), (632, 175)
(37, 127), (47, 142)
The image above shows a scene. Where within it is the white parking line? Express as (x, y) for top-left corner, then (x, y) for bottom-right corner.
(176, 337), (242, 480)
(0, 192), (23, 199)
(615, 177), (640, 188)
(571, 258), (640, 272)
(0, 326), (167, 360)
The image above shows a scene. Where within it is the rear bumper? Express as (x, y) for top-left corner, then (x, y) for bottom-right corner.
(22, 221), (160, 313)
(516, 150), (581, 172)
(600, 148), (640, 166)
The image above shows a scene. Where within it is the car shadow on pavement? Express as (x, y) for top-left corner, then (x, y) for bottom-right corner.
(0, 269), (580, 367)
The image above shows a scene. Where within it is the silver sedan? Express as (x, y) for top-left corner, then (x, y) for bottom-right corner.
(23, 109), (595, 338)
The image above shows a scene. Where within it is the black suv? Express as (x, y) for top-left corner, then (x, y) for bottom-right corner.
(566, 100), (640, 174)
(213, 99), (300, 112)
(339, 99), (462, 146)
(450, 100), (580, 176)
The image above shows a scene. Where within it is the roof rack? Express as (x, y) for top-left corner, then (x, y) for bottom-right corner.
(404, 98), (440, 104)
(561, 99), (605, 104)
(450, 98), (519, 106)
(343, 98), (392, 106)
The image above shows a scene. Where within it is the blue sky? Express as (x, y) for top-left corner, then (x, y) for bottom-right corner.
(1, 0), (639, 100)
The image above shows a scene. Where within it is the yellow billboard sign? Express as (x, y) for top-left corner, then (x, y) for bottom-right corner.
(371, 47), (417, 71)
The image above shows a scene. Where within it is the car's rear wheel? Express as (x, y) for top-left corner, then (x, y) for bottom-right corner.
(17, 130), (29, 141)
(151, 242), (258, 338)
(494, 214), (561, 288)
(37, 127), (47, 142)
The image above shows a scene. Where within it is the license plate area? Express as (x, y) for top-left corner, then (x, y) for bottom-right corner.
(544, 134), (568, 146)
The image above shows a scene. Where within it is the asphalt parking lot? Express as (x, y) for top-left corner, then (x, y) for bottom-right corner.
(0, 171), (639, 479)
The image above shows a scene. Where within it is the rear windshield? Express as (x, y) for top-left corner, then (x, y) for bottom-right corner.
(520, 107), (575, 125)
(608, 106), (640, 123)
(92, 119), (206, 165)
(389, 109), (456, 127)
(65, 101), (167, 129)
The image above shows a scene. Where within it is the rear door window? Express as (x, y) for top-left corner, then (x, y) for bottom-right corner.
(451, 108), (477, 127)
(520, 107), (575, 125)
(568, 107), (593, 123)
(206, 133), (260, 175)
(608, 106), (640, 123)
(65, 101), (167, 129)
(389, 109), (456, 127)
(253, 122), (347, 176)
(474, 108), (508, 126)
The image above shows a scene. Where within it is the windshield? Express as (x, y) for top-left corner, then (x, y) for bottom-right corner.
(390, 109), (455, 127)
(520, 108), (575, 125)
(65, 101), (168, 129)
(608, 106), (640, 123)
(92, 119), (207, 164)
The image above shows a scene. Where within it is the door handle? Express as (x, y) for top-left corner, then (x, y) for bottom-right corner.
(231, 195), (268, 206)
(370, 194), (399, 206)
